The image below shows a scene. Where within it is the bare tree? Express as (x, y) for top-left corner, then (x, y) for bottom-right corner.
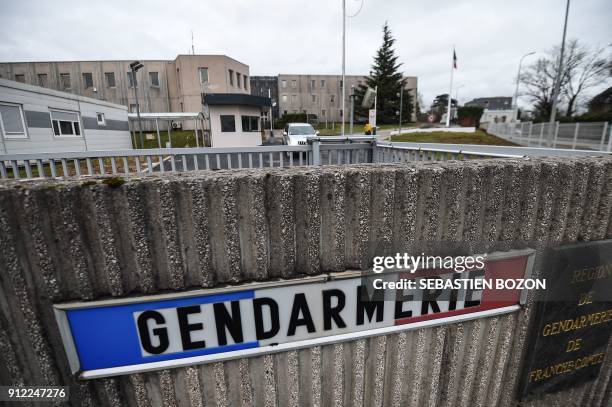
(520, 58), (560, 120)
(520, 39), (611, 119)
(562, 40), (611, 117)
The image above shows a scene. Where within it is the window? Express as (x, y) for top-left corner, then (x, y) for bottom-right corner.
(339, 80), (343, 88)
(198, 67), (208, 84)
(83, 72), (94, 89)
(243, 75), (248, 90)
(291, 80), (296, 88)
(60, 73), (71, 89)
(149, 72), (160, 87)
(321, 109), (326, 116)
(281, 80), (287, 88)
(220, 115), (235, 132)
(50, 110), (81, 137)
(281, 94), (288, 102)
(311, 94), (316, 102)
(236, 72), (241, 88)
(96, 113), (106, 126)
(291, 95), (297, 104)
(339, 109), (343, 117)
(311, 80), (315, 88)
(321, 79), (326, 87)
(330, 94), (335, 103)
(127, 71), (137, 88)
(37, 73), (48, 87)
(228, 69), (234, 86)
(241, 115), (259, 132)
(0, 103), (27, 138)
(14, 74), (25, 83)
(105, 72), (116, 88)
(129, 104), (137, 113)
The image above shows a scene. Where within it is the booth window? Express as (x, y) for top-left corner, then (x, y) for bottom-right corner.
(50, 110), (81, 136)
(241, 115), (259, 132)
(0, 103), (27, 139)
(220, 115), (235, 132)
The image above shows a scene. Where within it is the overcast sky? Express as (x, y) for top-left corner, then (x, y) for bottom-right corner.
(1, 0), (610, 109)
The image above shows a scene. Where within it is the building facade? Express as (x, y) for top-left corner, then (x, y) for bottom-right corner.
(0, 55), (251, 130)
(276, 74), (417, 122)
(465, 96), (515, 123)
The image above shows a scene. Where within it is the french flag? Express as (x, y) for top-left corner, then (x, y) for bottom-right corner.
(453, 50), (458, 69)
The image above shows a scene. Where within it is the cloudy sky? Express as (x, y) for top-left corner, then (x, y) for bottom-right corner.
(1, 0), (610, 110)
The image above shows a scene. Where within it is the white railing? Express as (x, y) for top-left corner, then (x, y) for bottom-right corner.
(488, 121), (611, 151)
(1, 137), (608, 180)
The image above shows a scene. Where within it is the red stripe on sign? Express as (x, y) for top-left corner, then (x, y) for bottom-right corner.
(394, 256), (528, 326)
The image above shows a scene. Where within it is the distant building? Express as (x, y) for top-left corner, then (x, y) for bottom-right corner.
(465, 97), (514, 123)
(0, 78), (131, 154)
(250, 76), (279, 119)
(0, 55), (254, 131)
(276, 74), (418, 123)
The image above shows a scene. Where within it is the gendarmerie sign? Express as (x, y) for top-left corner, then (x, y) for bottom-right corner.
(519, 240), (612, 400)
(54, 250), (534, 379)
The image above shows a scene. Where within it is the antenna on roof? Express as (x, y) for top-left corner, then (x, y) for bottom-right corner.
(191, 30), (195, 55)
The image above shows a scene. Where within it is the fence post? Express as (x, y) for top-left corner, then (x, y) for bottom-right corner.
(600, 122), (608, 151)
(607, 123), (612, 153)
(312, 139), (321, 165)
(539, 123), (544, 147)
(528, 122), (533, 146)
(553, 122), (559, 148)
(572, 122), (580, 150)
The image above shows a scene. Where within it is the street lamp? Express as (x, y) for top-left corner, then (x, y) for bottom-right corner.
(548, 0), (571, 146)
(129, 61), (144, 148)
(513, 51), (536, 122)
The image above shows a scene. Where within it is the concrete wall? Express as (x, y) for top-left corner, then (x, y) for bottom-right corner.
(0, 156), (610, 407)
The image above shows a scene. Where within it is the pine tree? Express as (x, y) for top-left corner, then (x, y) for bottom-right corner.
(356, 22), (413, 125)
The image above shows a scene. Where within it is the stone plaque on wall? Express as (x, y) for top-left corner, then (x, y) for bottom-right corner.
(519, 240), (612, 400)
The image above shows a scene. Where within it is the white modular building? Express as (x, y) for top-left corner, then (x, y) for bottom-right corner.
(0, 78), (132, 154)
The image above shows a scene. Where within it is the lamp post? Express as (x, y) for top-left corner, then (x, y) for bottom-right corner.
(341, 0), (346, 137)
(548, 0), (571, 146)
(129, 61), (144, 148)
(513, 51), (535, 122)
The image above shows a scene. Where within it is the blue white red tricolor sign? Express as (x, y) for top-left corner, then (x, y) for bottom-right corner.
(54, 250), (534, 379)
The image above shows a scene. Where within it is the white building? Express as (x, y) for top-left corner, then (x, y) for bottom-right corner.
(203, 93), (271, 147)
(465, 97), (514, 124)
(0, 78), (131, 154)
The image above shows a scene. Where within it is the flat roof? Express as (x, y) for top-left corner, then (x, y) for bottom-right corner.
(127, 112), (204, 120)
(0, 78), (128, 110)
(203, 93), (271, 107)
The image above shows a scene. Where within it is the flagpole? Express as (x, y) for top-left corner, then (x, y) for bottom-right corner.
(446, 47), (454, 127)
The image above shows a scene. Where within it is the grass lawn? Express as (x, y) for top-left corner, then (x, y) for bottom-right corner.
(131, 130), (202, 149)
(314, 123), (415, 136)
(390, 129), (516, 146)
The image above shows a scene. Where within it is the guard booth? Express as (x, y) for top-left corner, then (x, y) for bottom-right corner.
(203, 93), (272, 147)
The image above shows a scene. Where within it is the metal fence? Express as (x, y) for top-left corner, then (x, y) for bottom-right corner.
(488, 121), (611, 151)
(1, 136), (609, 180)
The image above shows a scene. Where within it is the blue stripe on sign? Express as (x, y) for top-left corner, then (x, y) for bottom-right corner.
(66, 290), (255, 370)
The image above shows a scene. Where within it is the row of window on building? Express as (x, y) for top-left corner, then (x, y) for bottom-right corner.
(0, 102), (106, 139)
(281, 94), (339, 104)
(280, 79), (362, 89)
(12, 71), (161, 90)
